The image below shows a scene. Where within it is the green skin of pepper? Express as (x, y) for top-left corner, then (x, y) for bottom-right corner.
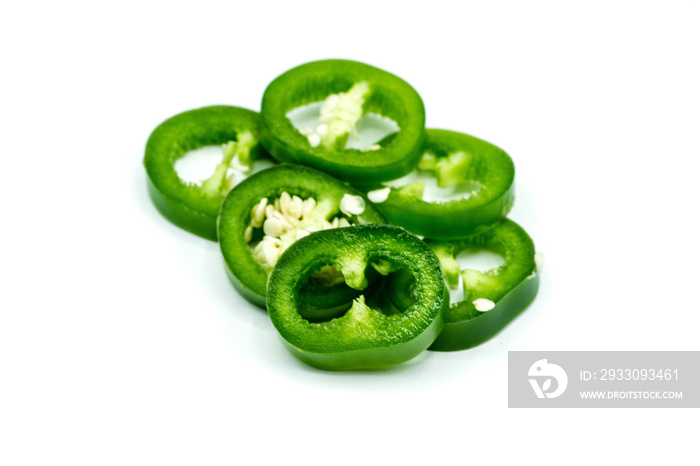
(259, 59), (426, 184)
(266, 224), (447, 371)
(364, 129), (515, 239)
(387, 219), (539, 351)
(431, 272), (539, 351)
(144, 106), (269, 240)
(217, 164), (388, 319)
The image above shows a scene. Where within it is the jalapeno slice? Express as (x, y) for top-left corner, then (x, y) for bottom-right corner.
(259, 59), (426, 184)
(218, 164), (388, 318)
(144, 106), (272, 240)
(387, 219), (539, 351)
(362, 129), (515, 239)
(266, 224), (447, 370)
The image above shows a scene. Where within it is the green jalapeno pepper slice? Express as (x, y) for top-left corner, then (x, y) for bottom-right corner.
(362, 129), (515, 239)
(259, 59), (426, 184)
(218, 164), (388, 319)
(266, 224), (447, 370)
(144, 106), (271, 240)
(387, 219), (539, 351)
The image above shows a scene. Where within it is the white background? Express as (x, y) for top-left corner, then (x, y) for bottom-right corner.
(2, 1), (698, 464)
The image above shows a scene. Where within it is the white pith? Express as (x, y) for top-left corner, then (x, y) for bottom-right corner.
(317, 81), (370, 147)
(247, 192), (353, 269)
(383, 152), (484, 203)
(285, 83), (400, 152)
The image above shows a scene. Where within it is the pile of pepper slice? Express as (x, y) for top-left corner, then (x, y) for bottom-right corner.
(144, 59), (541, 371)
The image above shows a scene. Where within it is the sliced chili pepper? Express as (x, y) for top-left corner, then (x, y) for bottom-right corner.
(218, 164), (388, 319)
(266, 224), (447, 370)
(144, 106), (271, 240)
(387, 219), (539, 351)
(362, 129), (515, 239)
(259, 59), (426, 184)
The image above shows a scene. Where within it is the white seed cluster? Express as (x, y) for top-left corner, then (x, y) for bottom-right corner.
(248, 192), (352, 268)
(299, 128), (322, 148)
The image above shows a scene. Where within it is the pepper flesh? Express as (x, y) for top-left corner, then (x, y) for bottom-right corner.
(266, 224), (447, 370)
(260, 59), (426, 184)
(363, 129), (515, 239)
(144, 106), (270, 240)
(218, 164), (388, 319)
(387, 219), (539, 351)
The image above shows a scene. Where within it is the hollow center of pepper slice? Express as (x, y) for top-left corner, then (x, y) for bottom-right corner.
(379, 151), (486, 203)
(299, 259), (412, 324)
(432, 243), (506, 308)
(174, 130), (271, 195)
(286, 82), (400, 151)
(446, 248), (506, 304)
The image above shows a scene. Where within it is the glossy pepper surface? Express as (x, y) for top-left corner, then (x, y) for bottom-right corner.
(364, 129), (515, 239)
(259, 59), (426, 184)
(218, 164), (387, 318)
(266, 224), (447, 370)
(144, 106), (269, 240)
(388, 219), (539, 351)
